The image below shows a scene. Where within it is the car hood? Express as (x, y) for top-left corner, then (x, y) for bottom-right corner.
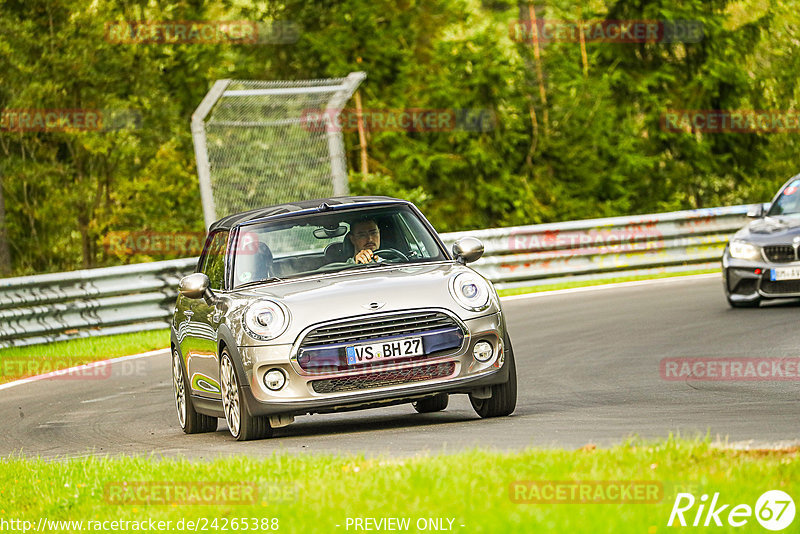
(733, 214), (800, 245)
(229, 262), (498, 345)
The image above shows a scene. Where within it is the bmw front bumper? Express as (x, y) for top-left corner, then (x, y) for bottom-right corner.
(723, 253), (800, 302)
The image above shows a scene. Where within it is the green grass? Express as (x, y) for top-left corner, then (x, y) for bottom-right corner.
(0, 438), (796, 533)
(497, 268), (719, 297)
(0, 329), (169, 384)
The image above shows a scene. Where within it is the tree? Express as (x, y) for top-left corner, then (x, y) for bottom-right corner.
(0, 172), (10, 276)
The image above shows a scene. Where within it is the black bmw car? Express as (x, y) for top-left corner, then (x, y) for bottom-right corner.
(723, 174), (800, 307)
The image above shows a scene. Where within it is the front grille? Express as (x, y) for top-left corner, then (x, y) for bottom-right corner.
(311, 362), (456, 393)
(763, 245), (796, 263)
(300, 310), (459, 347)
(760, 279), (800, 295)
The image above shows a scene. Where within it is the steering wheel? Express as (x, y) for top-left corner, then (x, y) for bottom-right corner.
(372, 248), (409, 262)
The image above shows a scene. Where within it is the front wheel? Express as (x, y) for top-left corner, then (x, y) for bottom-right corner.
(469, 335), (517, 418)
(172, 348), (217, 434)
(220, 348), (273, 441)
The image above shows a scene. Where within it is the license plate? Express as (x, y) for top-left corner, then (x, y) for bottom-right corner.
(771, 267), (800, 281)
(345, 337), (424, 365)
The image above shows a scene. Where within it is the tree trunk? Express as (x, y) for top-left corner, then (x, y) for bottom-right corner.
(0, 172), (12, 276)
(354, 90), (369, 175)
(526, 2), (548, 132)
(577, 9), (588, 77)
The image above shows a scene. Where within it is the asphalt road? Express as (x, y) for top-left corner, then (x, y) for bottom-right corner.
(2, 274), (798, 459)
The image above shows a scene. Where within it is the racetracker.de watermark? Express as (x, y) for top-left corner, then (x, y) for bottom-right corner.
(510, 480), (663, 504)
(507, 226), (663, 254)
(102, 230), (263, 256)
(509, 19), (703, 44)
(104, 481), (297, 505)
(0, 359), (146, 380)
(300, 108), (495, 133)
(0, 109), (141, 132)
(103, 231), (206, 256)
(105, 20), (299, 45)
(660, 357), (800, 381)
(661, 110), (800, 133)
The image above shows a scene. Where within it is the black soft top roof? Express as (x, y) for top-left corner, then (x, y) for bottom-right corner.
(208, 196), (408, 232)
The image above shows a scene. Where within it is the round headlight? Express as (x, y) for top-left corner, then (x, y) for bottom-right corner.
(263, 368), (287, 391)
(243, 300), (289, 341)
(449, 272), (491, 311)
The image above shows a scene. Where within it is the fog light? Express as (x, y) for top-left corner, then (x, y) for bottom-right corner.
(473, 341), (493, 362)
(263, 369), (286, 391)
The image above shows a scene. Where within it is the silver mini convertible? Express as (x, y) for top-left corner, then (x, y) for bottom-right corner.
(171, 196), (517, 440)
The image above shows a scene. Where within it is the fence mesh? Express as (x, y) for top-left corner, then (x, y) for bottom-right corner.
(196, 75), (364, 222)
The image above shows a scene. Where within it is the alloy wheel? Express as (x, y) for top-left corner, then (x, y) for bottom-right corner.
(172, 350), (187, 428)
(220, 353), (241, 437)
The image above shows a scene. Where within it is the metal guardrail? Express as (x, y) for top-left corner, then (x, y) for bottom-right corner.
(441, 204), (749, 289)
(0, 205), (752, 348)
(0, 258), (196, 348)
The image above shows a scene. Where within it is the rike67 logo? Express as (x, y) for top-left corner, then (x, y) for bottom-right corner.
(668, 490), (795, 531)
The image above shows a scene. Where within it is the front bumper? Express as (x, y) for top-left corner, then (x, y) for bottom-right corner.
(723, 254), (800, 301)
(234, 311), (508, 417)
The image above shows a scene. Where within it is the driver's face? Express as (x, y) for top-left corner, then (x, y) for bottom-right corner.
(350, 221), (380, 252)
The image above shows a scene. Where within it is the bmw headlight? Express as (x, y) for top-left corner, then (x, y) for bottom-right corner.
(729, 240), (762, 261)
(243, 300), (289, 341)
(449, 272), (491, 311)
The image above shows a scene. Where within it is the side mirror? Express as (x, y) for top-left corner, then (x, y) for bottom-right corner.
(179, 273), (210, 299)
(747, 204), (765, 218)
(452, 237), (484, 265)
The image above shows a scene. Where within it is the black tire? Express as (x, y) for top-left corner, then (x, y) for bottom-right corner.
(220, 348), (273, 441)
(172, 348), (218, 434)
(469, 334), (517, 418)
(413, 393), (449, 413)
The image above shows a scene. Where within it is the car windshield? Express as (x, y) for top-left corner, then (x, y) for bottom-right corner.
(768, 179), (800, 216)
(231, 204), (446, 288)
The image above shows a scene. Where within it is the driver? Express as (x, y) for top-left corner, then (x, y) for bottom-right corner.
(349, 218), (381, 264)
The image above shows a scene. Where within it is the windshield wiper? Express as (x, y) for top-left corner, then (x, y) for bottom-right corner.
(235, 277), (283, 289)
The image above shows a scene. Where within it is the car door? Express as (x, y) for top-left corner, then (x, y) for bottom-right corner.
(181, 230), (228, 400)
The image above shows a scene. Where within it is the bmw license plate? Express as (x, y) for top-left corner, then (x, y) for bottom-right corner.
(345, 337), (424, 365)
(770, 267), (800, 281)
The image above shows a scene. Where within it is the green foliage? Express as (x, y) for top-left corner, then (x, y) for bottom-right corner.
(1, 0), (799, 274)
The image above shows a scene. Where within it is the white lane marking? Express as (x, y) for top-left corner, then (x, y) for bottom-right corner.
(80, 392), (131, 404)
(500, 273), (721, 301)
(0, 348), (169, 392)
